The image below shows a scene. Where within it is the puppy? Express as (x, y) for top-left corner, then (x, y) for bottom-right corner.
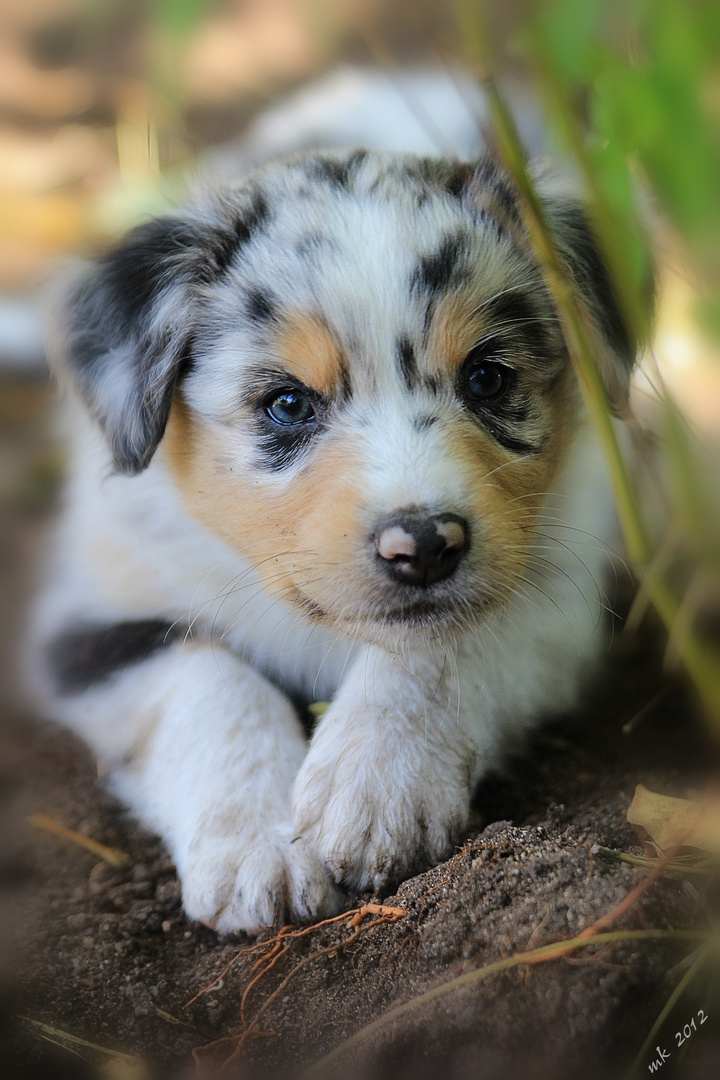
(31, 140), (637, 934)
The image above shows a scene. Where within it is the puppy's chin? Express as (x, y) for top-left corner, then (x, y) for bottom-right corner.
(290, 585), (495, 649)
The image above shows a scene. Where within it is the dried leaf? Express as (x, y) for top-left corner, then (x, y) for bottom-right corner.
(626, 784), (720, 853)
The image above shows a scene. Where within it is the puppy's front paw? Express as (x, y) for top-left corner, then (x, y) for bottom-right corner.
(293, 733), (469, 893)
(179, 830), (343, 935)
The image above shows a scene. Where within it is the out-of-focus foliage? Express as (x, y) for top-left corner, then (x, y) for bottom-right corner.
(529, 0), (720, 337)
(148, 0), (211, 124)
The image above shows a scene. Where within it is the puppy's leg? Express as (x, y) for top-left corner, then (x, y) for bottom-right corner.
(293, 645), (481, 893)
(45, 635), (341, 933)
(294, 581), (600, 893)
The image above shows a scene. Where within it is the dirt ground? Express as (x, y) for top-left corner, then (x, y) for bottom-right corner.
(2, 378), (720, 1080)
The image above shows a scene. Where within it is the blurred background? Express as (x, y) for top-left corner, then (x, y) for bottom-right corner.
(0, 0), (473, 295)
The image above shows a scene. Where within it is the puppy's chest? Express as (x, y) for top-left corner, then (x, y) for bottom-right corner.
(217, 601), (358, 707)
(157, 547), (357, 705)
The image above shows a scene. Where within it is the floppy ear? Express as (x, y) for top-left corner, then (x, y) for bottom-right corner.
(53, 192), (268, 474)
(539, 193), (653, 404)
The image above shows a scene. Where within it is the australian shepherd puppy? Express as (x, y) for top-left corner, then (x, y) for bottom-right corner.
(30, 94), (639, 934)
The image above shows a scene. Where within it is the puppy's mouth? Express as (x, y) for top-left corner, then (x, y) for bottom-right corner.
(293, 584), (484, 637)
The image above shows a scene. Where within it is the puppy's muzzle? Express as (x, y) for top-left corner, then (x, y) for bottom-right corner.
(373, 509), (468, 588)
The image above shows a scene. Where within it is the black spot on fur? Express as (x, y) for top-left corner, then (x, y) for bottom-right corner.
(487, 426), (541, 455)
(396, 336), (419, 389)
(345, 149), (368, 171)
(304, 151), (367, 192)
(48, 620), (185, 695)
(443, 169), (468, 199)
(338, 358), (353, 402)
(246, 287), (277, 324)
(471, 159), (522, 227)
(296, 233), (324, 259)
(411, 159), (474, 201)
(257, 422), (321, 470)
(211, 191), (269, 278)
(470, 393), (543, 454)
(485, 291), (538, 332)
(413, 413), (438, 431)
(462, 383), (543, 455)
(483, 291), (557, 365)
(308, 157), (351, 189)
(412, 233), (467, 295)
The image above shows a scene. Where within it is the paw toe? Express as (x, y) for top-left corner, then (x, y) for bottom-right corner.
(181, 834), (342, 935)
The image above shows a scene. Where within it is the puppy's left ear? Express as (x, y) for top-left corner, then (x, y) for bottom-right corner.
(540, 193), (653, 404)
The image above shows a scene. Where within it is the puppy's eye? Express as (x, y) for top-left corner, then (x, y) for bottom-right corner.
(266, 390), (316, 426)
(464, 354), (511, 402)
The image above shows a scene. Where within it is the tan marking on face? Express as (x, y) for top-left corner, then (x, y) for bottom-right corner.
(164, 397), (364, 614)
(424, 291), (481, 379)
(273, 312), (345, 396)
(421, 284), (578, 567)
(423, 278), (560, 385)
(439, 367), (577, 587)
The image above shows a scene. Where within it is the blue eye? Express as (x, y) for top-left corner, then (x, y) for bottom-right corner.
(465, 357), (510, 401)
(266, 389), (316, 425)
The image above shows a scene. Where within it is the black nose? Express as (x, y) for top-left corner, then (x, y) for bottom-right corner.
(373, 509), (469, 588)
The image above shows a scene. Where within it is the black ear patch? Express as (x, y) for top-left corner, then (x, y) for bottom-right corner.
(542, 197), (651, 399)
(60, 196), (268, 474)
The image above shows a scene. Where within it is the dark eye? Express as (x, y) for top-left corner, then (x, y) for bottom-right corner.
(464, 356), (511, 402)
(266, 389), (316, 426)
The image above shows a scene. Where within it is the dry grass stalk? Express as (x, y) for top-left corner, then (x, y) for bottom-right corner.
(28, 812), (129, 865)
(20, 1017), (149, 1079)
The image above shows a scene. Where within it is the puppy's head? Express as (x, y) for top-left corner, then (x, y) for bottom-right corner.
(56, 151), (640, 647)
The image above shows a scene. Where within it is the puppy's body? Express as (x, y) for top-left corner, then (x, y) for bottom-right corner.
(31, 116), (633, 932)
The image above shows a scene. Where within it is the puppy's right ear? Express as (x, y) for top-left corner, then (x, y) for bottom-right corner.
(51, 195), (267, 474)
